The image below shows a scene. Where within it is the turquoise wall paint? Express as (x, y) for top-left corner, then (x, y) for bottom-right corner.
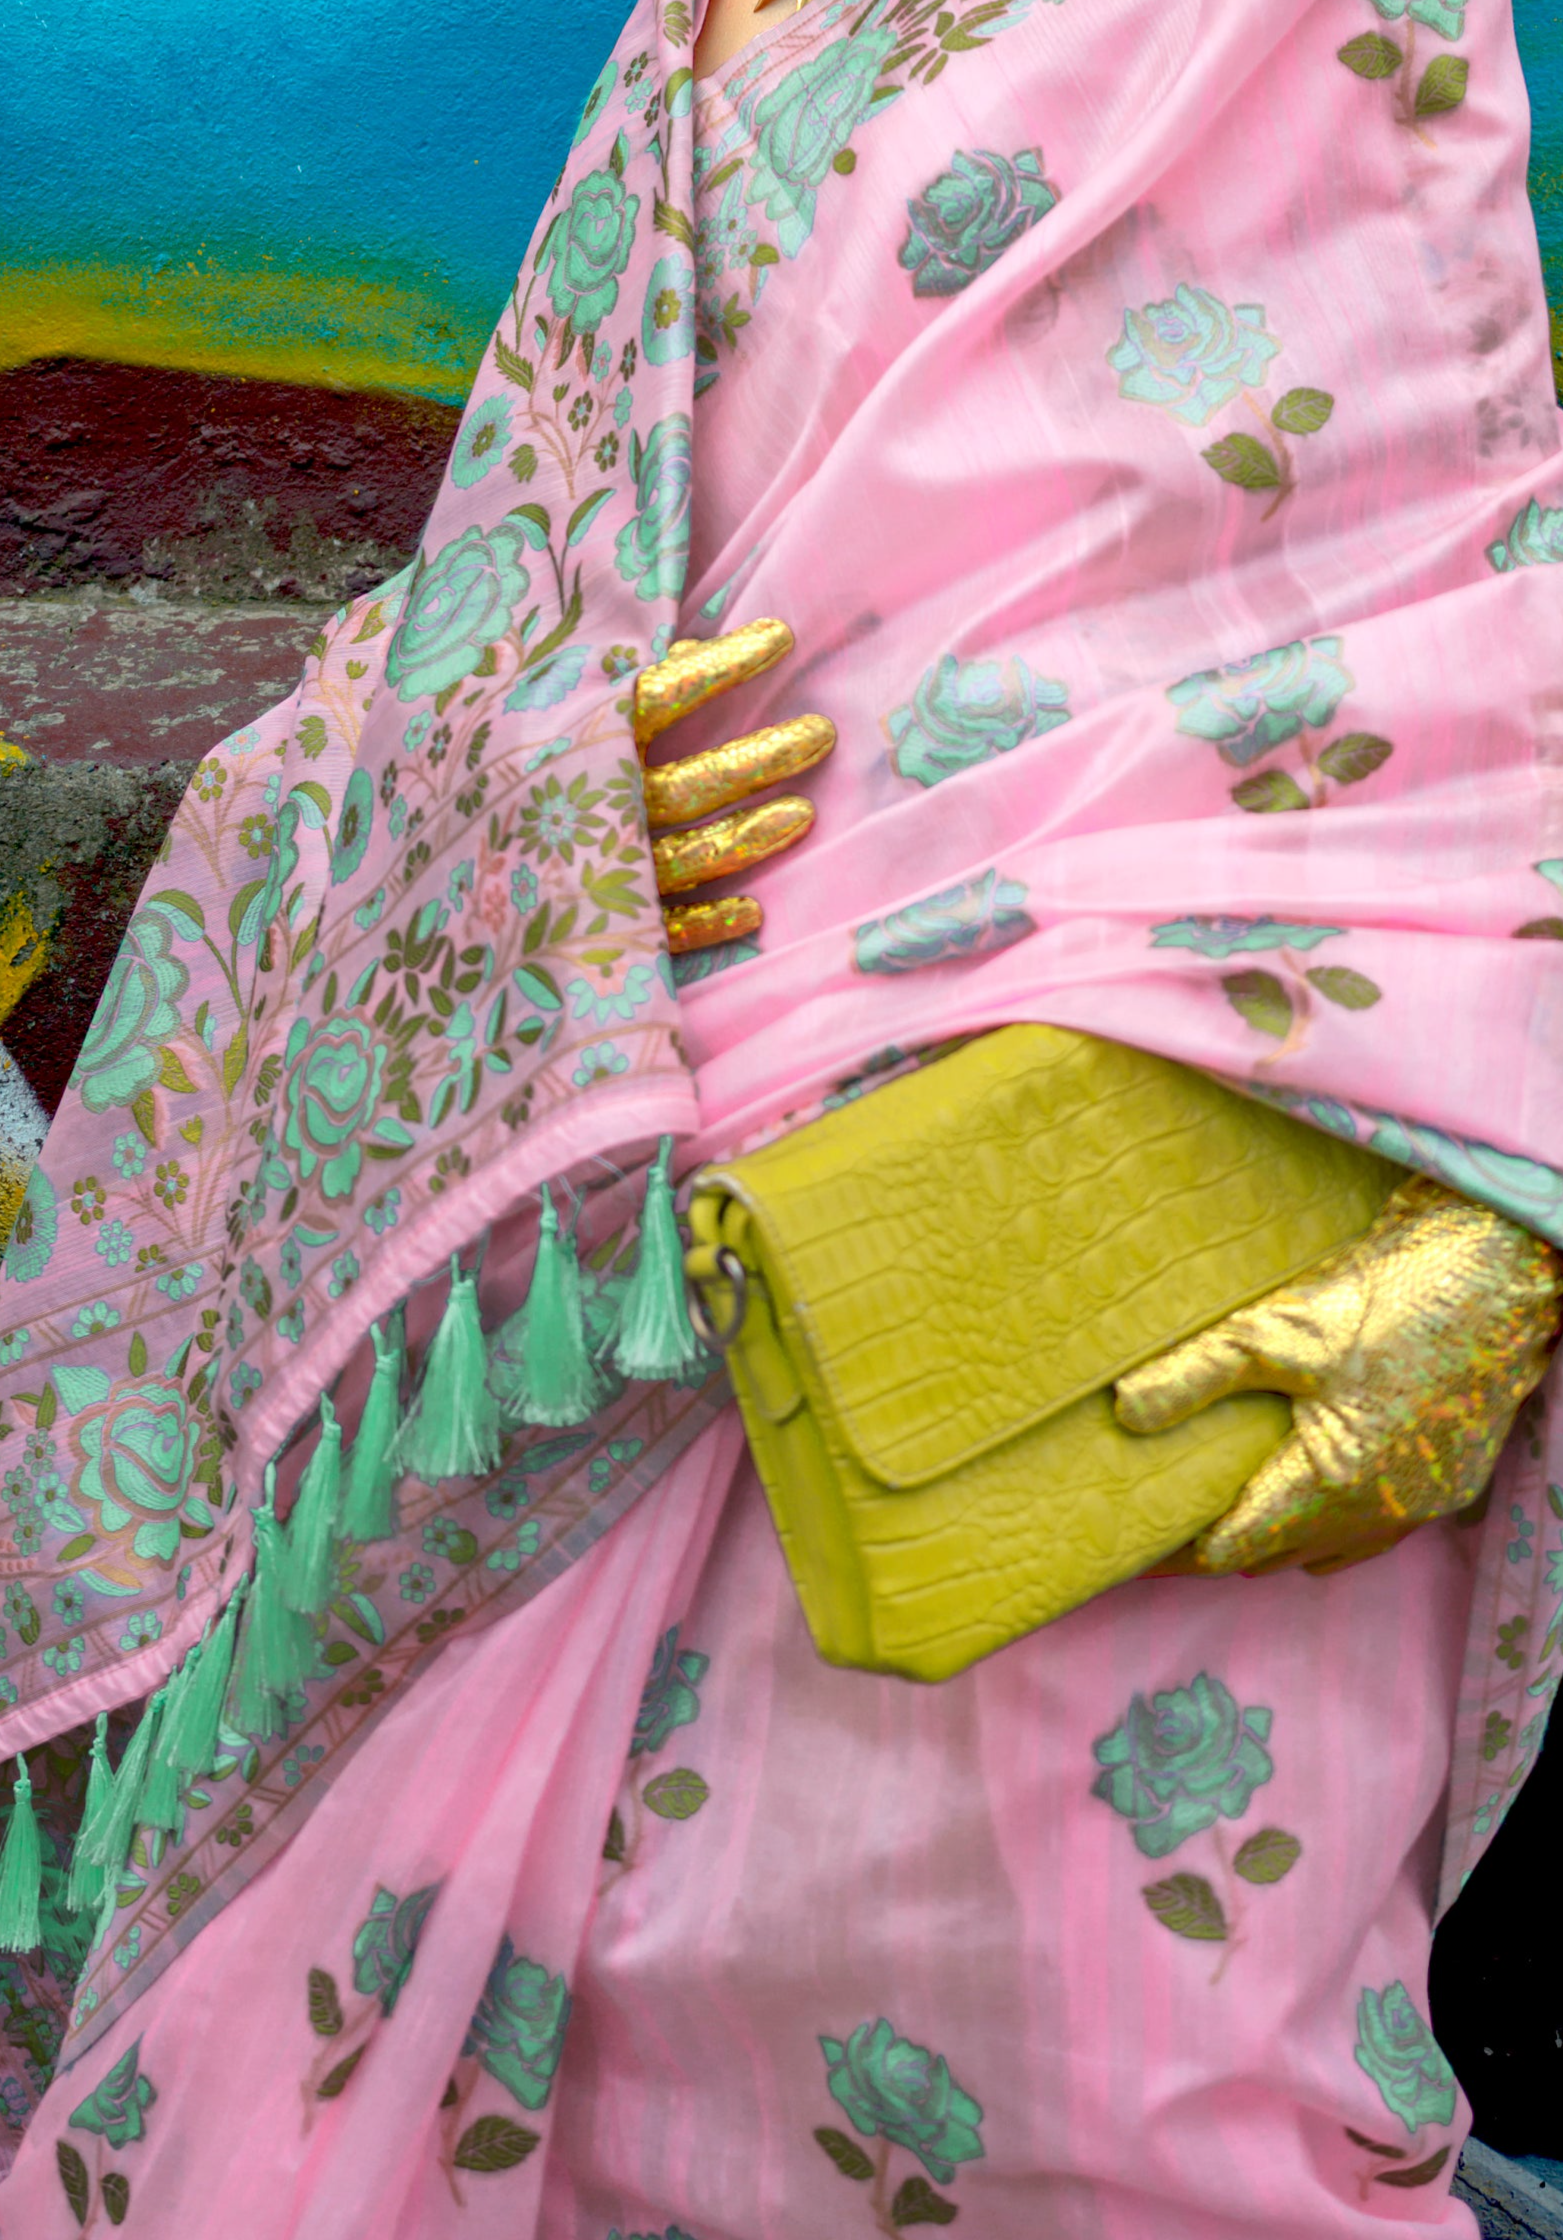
(1520, 0), (1563, 307)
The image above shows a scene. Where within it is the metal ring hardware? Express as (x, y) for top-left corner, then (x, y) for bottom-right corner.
(685, 1247), (749, 1353)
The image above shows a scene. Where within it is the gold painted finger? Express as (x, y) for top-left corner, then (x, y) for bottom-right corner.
(662, 896), (764, 954)
(634, 618), (795, 750)
(653, 796), (815, 895)
(644, 713), (836, 828)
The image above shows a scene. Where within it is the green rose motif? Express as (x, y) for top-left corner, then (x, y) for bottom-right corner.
(244, 795), (302, 950)
(1353, 1983), (1457, 2133)
(462, 1936), (572, 2110)
(68, 2037), (156, 2148)
(70, 908), (190, 1113)
(1486, 496), (1563, 572)
(887, 653), (1069, 787)
(332, 768), (374, 885)
(451, 394), (513, 489)
(1167, 636), (1353, 768)
(385, 522), (532, 705)
(72, 1375), (207, 1562)
(3, 1167), (57, 1285)
(1150, 915), (1345, 958)
(900, 149), (1058, 298)
(616, 414), (693, 604)
(351, 1882), (441, 2017)
(819, 2019), (986, 2185)
(746, 28), (897, 257)
(540, 168), (641, 332)
(1108, 283), (1282, 428)
(1092, 1671), (1274, 1859)
(573, 56), (617, 146)
(854, 868), (1034, 976)
(1369, 0), (1464, 36)
(280, 1014), (390, 1201)
(642, 253), (696, 366)
(631, 1625), (708, 1757)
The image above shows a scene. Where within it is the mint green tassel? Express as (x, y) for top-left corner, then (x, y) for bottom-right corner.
(87, 1692), (162, 1884)
(167, 1594), (240, 1782)
(0, 1757), (42, 1953)
(490, 1187), (607, 1428)
(67, 1715), (115, 1915)
(397, 1256), (503, 1480)
(611, 1137), (706, 1380)
(340, 1315), (404, 1542)
(228, 1473), (314, 1737)
(282, 1395), (343, 1615)
(138, 1665), (189, 1838)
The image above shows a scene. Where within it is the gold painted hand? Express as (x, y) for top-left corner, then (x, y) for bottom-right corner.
(634, 618), (834, 955)
(1115, 1175), (1562, 1576)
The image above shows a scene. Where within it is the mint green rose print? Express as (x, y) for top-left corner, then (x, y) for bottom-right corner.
(351, 1882), (440, 2017)
(4, 1167), (57, 1284)
(1368, 0), (1464, 36)
(1092, 1672), (1274, 1858)
(632, 1625), (708, 1756)
(462, 1937), (572, 2110)
(1150, 916), (1345, 958)
(819, 2019), (986, 2185)
(332, 768), (374, 885)
(539, 168), (641, 332)
(616, 414), (693, 604)
(68, 2037), (156, 2147)
(1168, 636), (1353, 767)
(746, 28), (897, 257)
(73, 1375), (208, 1561)
(280, 1015), (390, 1201)
(70, 908), (190, 1113)
(854, 868), (1034, 976)
(451, 395), (513, 489)
(573, 57), (617, 147)
(385, 522), (532, 705)
(1487, 496), (1563, 571)
(642, 254), (696, 366)
(1353, 1983), (1457, 2132)
(1366, 1115), (1563, 1246)
(887, 653), (1069, 786)
(1109, 284), (1281, 427)
(900, 149), (1057, 297)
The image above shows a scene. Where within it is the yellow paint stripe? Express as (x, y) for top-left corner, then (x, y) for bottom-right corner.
(0, 260), (489, 405)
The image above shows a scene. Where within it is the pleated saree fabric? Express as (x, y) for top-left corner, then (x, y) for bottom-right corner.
(1, 0), (1561, 2225)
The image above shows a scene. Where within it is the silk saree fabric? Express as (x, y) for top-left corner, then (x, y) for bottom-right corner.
(2, 0), (1563, 2215)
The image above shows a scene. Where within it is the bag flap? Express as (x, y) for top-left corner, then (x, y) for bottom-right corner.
(696, 1027), (1398, 1490)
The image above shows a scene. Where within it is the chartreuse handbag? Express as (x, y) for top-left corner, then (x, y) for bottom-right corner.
(684, 1026), (1398, 1682)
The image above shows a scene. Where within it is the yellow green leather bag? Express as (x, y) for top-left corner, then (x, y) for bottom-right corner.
(684, 1026), (1397, 1682)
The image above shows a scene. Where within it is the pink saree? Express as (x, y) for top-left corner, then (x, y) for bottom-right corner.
(2, 0), (1562, 2226)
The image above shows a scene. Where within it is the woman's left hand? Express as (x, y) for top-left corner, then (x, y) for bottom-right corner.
(1114, 1175), (1563, 1575)
(634, 619), (835, 955)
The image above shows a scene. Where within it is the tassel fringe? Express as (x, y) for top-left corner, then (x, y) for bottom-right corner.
(340, 1314), (404, 1541)
(67, 1715), (115, 1917)
(0, 1757), (42, 1954)
(611, 1136), (706, 1381)
(282, 1395), (343, 1615)
(396, 1256), (503, 1481)
(489, 1185), (607, 1428)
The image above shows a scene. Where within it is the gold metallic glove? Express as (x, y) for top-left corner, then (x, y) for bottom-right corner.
(634, 619), (835, 955)
(1114, 1175), (1563, 1576)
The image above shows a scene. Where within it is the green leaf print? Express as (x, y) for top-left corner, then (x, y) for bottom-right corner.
(1141, 1872), (1228, 1940)
(892, 2174), (960, 2226)
(643, 1768), (709, 1820)
(56, 2139), (89, 2228)
(1201, 433), (1283, 491)
(1316, 733), (1393, 784)
(1231, 769), (1310, 813)
(1376, 2145), (1454, 2187)
(316, 2047), (365, 2100)
(1414, 55), (1468, 114)
(308, 1966), (344, 2037)
(1306, 966), (1381, 1010)
(815, 2125), (876, 2181)
(1338, 31), (1404, 75)
(1271, 387), (1335, 435)
(1222, 970), (1294, 1038)
(1233, 1828), (1302, 1884)
(453, 2115), (541, 2173)
(102, 2171), (131, 2226)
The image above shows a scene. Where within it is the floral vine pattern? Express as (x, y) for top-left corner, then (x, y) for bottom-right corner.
(1336, 0), (1470, 143)
(813, 2018), (985, 2229)
(55, 2035), (157, 2231)
(1150, 913), (1382, 1063)
(1091, 1672), (1302, 1978)
(1107, 284), (1335, 515)
(601, 1622), (711, 1879)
